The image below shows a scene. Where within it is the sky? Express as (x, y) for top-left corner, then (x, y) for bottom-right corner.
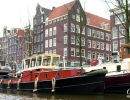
(0, 0), (110, 37)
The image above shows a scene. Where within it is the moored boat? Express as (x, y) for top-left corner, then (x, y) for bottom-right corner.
(0, 53), (107, 94)
(83, 44), (130, 93)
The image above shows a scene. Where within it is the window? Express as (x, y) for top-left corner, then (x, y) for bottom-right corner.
(115, 14), (125, 25)
(71, 23), (75, 32)
(53, 38), (56, 46)
(106, 33), (110, 41)
(87, 40), (91, 48)
(37, 45), (40, 52)
(92, 29), (96, 37)
(101, 42), (104, 50)
(113, 40), (118, 51)
(88, 52), (91, 59)
(97, 42), (100, 49)
(45, 51), (48, 53)
(112, 27), (118, 38)
(64, 35), (68, 44)
(45, 40), (48, 48)
(49, 50), (52, 53)
(76, 37), (79, 45)
(64, 23), (68, 32)
(120, 39), (125, 46)
(81, 49), (85, 57)
(106, 43), (109, 51)
(64, 48), (67, 56)
(53, 27), (56, 35)
(76, 25), (80, 33)
(106, 54), (109, 61)
(87, 28), (91, 36)
(49, 39), (52, 47)
(92, 52), (96, 60)
(82, 26), (85, 34)
(97, 31), (100, 38)
(49, 28), (52, 36)
(101, 32), (104, 39)
(76, 14), (80, 22)
(71, 48), (75, 56)
(71, 35), (75, 44)
(72, 14), (75, 19)
(92, 41), (96, 48)
(76, 48), (80, 57)
(45, 29), (48, 37)
(81, 37), (85, 46)
(119, 25), (125, 37)
(53, 49), (56, 54)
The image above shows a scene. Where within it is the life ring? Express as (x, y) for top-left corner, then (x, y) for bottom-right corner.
(51, 77), (56, 92)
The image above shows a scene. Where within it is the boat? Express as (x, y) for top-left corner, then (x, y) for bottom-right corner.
(0, 53), (107, 94)
(83, 44), (130, 93)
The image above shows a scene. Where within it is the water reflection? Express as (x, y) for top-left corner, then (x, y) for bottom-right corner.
(0, 90), (129, 100)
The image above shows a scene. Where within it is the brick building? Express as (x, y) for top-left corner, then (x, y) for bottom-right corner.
(32, 0), (111, 66)
(33, 4), (51, 54)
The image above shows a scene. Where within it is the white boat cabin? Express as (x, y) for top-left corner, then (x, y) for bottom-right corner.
(21, 53), (61, 71)
(84, 44), (130, 76)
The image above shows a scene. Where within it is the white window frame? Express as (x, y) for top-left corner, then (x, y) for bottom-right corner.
(53, 27), (56, 35)
(71, 48), (75, 56)
(49, 28), (52, 36)
(45, 29), (48, 37)
(49, 39), (52, 47)
(45, 40), (48, 48)
(53, 38), (56, 46)
(64, 35), (68, 44)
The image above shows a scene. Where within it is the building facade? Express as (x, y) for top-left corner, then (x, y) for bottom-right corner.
(44, 0), (111, 66)
(110, 7), (126, 52)
(86, 13), (111, 62)
(2, 27), (26, 68)
(33, 4), (51, 54)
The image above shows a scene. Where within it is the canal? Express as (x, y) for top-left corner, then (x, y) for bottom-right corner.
(0, 91), (129, 100)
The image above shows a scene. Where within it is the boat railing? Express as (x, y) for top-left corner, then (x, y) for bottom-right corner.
(107, 69), (128, 74)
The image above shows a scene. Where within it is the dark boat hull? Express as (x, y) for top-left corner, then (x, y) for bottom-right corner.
(0, 72), (106, 94)
(105, 73), (130, 93)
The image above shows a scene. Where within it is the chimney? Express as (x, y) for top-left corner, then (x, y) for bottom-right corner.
(52, 7), (55, 10)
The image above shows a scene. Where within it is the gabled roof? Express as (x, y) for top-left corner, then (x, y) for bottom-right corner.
(86, 12), (110, 30)
(48, 0), (76, 20)
(17, 29), (25, 37)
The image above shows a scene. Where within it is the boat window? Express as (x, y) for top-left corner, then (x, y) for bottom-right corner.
(52, 57), (60, 66)
(31, 58), (36, 67)
(42, 56), (51, 66)
(37, 56), (42, 66)
(117, 65), (121, 72)
(25, 59), (30, 68)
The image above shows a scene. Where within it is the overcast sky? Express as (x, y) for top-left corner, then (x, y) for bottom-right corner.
(0, 0), (110, 37)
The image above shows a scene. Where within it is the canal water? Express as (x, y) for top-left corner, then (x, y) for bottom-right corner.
(0, 90), (129, 100)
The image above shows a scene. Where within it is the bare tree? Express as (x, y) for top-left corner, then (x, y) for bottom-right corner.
(105, 0), (130, 43)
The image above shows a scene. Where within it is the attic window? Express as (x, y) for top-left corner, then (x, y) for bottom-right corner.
(77, 8), (80, 13)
